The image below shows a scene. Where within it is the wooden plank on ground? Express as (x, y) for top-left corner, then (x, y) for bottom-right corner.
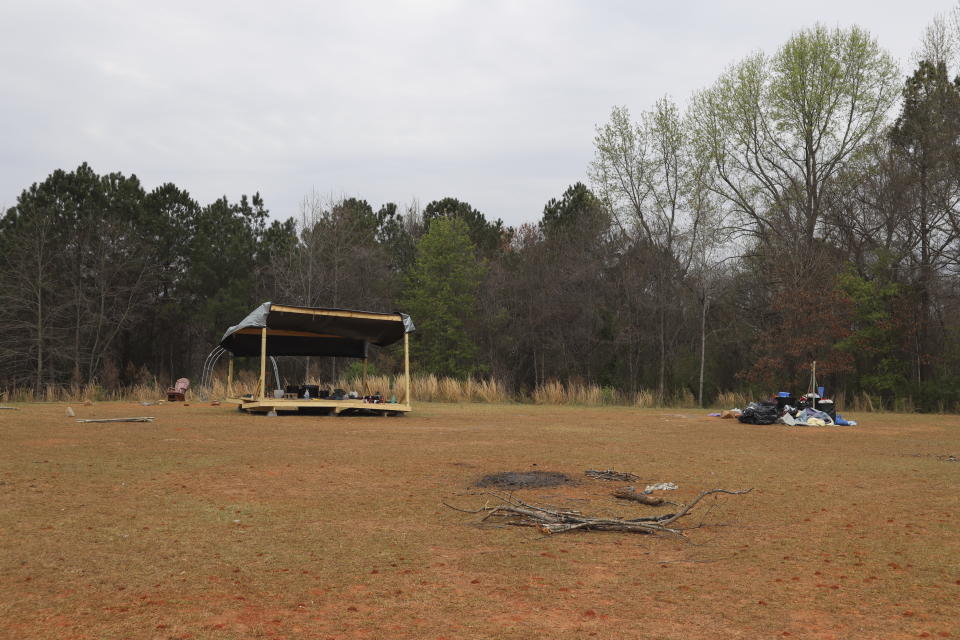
(76, 417), (155, 423)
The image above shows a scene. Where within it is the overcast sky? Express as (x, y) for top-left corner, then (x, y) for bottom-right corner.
(1, 1), (955, 227)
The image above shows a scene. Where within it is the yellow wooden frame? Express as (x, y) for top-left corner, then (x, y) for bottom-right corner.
(244, 309), (413, 411)
(270, 305), (404, 323)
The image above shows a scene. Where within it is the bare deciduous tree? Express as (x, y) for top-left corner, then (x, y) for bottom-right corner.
(591, 98), (706, 400)
(689, 25), (900, 247)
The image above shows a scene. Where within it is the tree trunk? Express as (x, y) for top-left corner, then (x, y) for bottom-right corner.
(34, 231), (45, 390)
(35, 289), (43, 391)
(916, 163), (931, 384)
(698, 292), (708, 408)
(657, 274), (666, 404)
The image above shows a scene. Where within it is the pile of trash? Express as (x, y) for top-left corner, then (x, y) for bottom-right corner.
(712, 390), (857, 427)
(780, 406), (856, 426)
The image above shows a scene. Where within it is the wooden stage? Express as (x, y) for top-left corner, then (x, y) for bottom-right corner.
(230, 397), (411, 416)
(220, 304), (415, 417)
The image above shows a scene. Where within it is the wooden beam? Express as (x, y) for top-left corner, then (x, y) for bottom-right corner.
(404, 332), (411, 405)
(227, 357), (234, 398)
(270, 305), (403, 323)
(259, 327), (267, 400)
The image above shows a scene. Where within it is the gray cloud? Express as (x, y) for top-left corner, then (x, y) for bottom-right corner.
(1, 0), (952, 225)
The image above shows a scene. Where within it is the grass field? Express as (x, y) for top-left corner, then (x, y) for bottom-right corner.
(1, 402), (958, 639)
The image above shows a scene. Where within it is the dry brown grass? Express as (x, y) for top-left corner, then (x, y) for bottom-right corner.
(5, 378), (953, 413)
(404, 374), (511, 403)
(1, 382), (159, 403)
(713, 390), (752, 409)
(1, 402), (957, 639)
(531, 380), (652, 406)
(0, 373), (515, 405)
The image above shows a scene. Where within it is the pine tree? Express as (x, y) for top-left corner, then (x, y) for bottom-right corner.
(402, 217), (485, 378)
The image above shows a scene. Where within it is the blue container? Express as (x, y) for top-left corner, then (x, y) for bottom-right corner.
(777, 391), (791, 397)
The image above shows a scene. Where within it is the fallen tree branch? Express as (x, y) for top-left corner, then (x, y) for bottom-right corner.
(612, 488), (666, 506)
(442, 501), (489, 514)
(657, 488), (752, 526)
(447, 488), (751, 536)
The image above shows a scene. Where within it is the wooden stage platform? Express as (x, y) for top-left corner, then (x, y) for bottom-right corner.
(219, 304), (415, 417)
(230, 397), (411, 416)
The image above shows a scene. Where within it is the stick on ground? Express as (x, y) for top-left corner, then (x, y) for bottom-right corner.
(612, 488), (665, 505)
(75, 417), (155, 423)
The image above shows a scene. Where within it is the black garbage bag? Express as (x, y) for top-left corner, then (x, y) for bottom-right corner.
(738, 401), (779, 425)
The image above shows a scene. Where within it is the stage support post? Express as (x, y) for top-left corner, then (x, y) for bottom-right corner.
(259, 328), (267, 400)
(403, 333), (411, 405)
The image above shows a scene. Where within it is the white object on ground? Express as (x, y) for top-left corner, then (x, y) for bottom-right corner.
(644, 482), (678, 494)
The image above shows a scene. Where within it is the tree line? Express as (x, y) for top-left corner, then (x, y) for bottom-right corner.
(2, 22), (960, 410)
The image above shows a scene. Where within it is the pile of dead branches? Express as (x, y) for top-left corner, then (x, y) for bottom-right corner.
(446, 488), (751, 536)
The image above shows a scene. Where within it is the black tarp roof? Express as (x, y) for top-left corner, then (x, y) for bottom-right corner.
(218, 302), (415, 358)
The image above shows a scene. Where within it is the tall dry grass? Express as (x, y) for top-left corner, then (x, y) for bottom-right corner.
(831, 391), (883, 413)
(673, 388), (697, 408)
(205, 371), (259, 400)
(1, 382), (171, 403)
(532, 380), (603, 405)
(713, 390), (752, 410)
(0, 371), (263, 404)
(211, 372), (511, 404)
(3, 374), (921, 411)
(0, 377), (673, 407)
(1, 375), (644, 406)
(632, 389), (656, 408)
(340, 374), (510, 403)
(530, 380), (664, 407)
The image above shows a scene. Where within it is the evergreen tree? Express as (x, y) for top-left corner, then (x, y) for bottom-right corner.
(539, 182), (608, 238)
(402, 217), (485, 378)
(889, 60), (960, 383)
(422, 197), (507, 257)
(0, 163), (155, 385)
(835, 264), (908, 401)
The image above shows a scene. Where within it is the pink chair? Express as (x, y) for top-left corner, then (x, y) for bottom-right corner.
(166, 378), (190, 402)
